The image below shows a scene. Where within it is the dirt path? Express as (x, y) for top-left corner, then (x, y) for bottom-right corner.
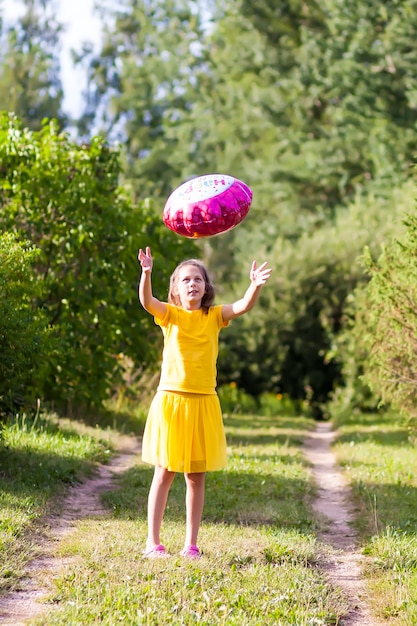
(1, 422), (382, 626)
(0, 434), (142, 626)
(304, 422), (383, 626)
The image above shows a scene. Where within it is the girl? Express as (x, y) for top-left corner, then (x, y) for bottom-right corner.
(138, 246), (272, 558)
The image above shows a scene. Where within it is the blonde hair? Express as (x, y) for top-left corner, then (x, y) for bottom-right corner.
(168, 259), (215, 314)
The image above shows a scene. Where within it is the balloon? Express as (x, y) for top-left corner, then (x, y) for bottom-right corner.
(163, 174), (252, 238)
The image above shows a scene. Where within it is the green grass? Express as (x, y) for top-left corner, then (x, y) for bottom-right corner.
(3, 407), (417, 624)
(37, 528), (343, 626)
(0, 409), (139, 592)
(333, 410), (417, 624)
(27, 412), (350, 626)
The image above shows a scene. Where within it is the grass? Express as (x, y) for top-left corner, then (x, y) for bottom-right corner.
(27, 412), (349, 626)
(0, 408), (143, 592)
(38, 523), (343, 626)
(333, 410), (417, 624)
(2, 407), (417, 624)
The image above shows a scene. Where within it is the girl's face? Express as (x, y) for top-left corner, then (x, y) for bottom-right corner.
(175, 264), (206, 310)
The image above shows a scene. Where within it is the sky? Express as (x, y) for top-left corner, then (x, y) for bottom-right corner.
(2, 0), (103, 117)
(57, 0), (103, 116)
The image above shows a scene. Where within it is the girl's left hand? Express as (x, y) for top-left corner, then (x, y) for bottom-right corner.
(250, 261), (272, 286)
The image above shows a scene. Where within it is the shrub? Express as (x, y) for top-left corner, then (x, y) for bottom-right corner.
(0, 232), (53, 413)
(359, 205), (417, 424)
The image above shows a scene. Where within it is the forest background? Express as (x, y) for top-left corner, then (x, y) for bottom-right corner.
(1, 0), (417, 425)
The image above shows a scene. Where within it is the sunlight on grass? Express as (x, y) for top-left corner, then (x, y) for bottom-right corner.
(26, 413), (349, 625)
(40, 520), (343, 625)
(5, 408), (417, 624)
(0, 414), (112, 591)
(333, 411), (417, 624)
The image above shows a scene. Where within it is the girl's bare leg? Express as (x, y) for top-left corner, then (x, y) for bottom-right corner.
(184, 472), (206, 547)
(147, 466), (176, 547)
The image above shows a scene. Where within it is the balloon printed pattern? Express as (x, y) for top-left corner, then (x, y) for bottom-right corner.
(163, 174), (253, 238)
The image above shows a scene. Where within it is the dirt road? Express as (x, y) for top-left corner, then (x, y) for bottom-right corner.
(0, 423), (382, 625)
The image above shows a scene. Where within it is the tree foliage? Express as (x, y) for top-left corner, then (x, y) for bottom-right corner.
(356, 195), (417, 420)
(217, 182), (412, 415)
(0, 232), (53, 411)
(324, 181), (417, 418)
(0, 0), (66, 130)
(80, 0), (417, 227)
(3, 0), (417, 415)
(70, 0), (417, 412)
(78, 0), (208, 201)
(0, 113), (197, 410)
(237, 0), (417, 212)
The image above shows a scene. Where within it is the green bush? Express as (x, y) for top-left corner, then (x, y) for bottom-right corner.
(217, 383), (257, 416)
(258, 392), (304, 417)
(220, 183), (411, 416)
(0, 113), (197, 410)
(217, 386), (303, 418)
(360, 203), (417, 423)
(328, 182), (417, 423)
(0, 232), (53, 412)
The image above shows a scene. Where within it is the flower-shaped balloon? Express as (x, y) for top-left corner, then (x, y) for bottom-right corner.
(163, 174), (252, 238)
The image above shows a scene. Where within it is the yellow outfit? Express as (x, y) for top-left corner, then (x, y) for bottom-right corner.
(142, 304), (229, 472)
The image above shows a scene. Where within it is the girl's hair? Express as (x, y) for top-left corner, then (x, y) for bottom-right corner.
(168, 259), (215, 314)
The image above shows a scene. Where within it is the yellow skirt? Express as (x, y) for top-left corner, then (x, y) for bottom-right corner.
(142, 391), (227, 473)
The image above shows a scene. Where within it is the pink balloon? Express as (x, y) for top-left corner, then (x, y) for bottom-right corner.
(163, 174), (253, 238)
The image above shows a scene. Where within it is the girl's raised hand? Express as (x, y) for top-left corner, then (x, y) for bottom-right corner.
(250, 260), (272, 286)
(138, 246), (153, 272)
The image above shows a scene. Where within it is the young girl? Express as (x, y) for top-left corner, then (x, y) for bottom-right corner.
(138, 246), (272, 558)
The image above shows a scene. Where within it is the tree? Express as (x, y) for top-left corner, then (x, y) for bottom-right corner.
(74, 0), (417, 411)
(325, 180), (416, 419)
(77, 0), (208, 202)
(0, 113), (197, 410)
(356, 192), (417, 421)
(79, 0), (417, 224)
(0, 0), (66, 130)
(236, 0), (417, 214)
(218, 182), (412, 414)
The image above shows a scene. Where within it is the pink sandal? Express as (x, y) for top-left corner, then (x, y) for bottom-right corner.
(143, 544), (169, 558)
(180, 545), (201, 559)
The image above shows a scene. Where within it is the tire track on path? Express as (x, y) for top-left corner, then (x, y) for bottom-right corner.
(0, 434), (141, 626)
(1, 421), (384, 626)
(304, 422), (383, 626)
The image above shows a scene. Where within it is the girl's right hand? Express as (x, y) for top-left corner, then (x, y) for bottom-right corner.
(138, 246), (153, 272)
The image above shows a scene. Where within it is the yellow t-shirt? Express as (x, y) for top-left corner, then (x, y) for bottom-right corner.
(155, 304), (229, 394)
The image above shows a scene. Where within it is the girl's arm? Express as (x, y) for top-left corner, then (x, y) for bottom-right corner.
(138, 246), (167, 318)
(222, 260), (272, 322)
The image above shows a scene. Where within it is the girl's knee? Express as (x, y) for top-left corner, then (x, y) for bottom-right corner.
(154, 466), (176, 485)
(185, 472), (206, 486)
